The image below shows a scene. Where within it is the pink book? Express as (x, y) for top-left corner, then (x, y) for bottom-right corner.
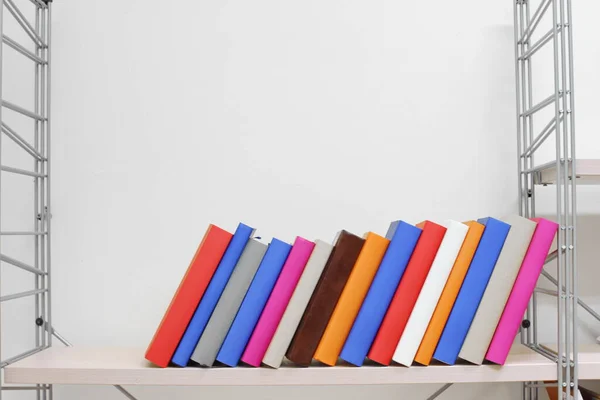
(485, 218), (558, 364)
(241, 237), (315, 366)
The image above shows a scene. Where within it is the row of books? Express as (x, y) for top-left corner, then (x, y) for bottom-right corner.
(145, 216), (558, 368)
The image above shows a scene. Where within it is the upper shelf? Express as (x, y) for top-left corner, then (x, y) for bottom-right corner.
(534, 159), (600, 186)
(5, 345), (600, 386)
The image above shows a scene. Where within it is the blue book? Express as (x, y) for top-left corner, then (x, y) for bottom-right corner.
(432, 217), (511, 365)
(339, 220), (422, 366)
(171, 222), (255, 367)
(216, 238), (292, 367)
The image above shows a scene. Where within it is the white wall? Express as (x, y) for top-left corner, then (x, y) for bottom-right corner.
(2, 0), (600, 398)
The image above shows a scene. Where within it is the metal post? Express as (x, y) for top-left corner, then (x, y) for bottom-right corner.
(47, 1), (53, 354)
(34, 6), (42, 400)
(515, 0), (524, 220)
(42, 7), (50, 400)
(558, 1), (571, 397)
(551, 0), (567, 396)
(519, 0), (535, 396)
(565, 0), (578, 395)
(523, 6), (537, 396)
(0, 1), (4, 399)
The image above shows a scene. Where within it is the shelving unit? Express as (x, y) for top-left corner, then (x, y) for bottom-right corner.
(1, 0), (599, 399)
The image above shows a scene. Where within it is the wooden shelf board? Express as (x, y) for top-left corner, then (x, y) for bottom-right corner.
(535, 159), (600, 186)
(8, 345), (600, 386)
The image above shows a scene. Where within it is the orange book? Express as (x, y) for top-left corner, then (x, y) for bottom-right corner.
(414, 221), (484, 365)
(145, 224), (232, 367)
(313, 232), (390, 366)
(367, 221), (446, 365)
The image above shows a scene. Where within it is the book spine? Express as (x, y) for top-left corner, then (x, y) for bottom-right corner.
(262, 240), (333, 369)
(171, 223), (255, 367)
(368, 221), (447, 366)
(414, 221), (484, 366)
(285, 231), (365, 366)
(241, 237), (315, 367)
(340, 221), (421, 366)
(433, 217), (511, 365)
(459, 215), (537, 364)
(314, 232), (390, 366)
(145, 224), (232, 367)
(190, 239), (267, 367)
(393, 220), (469, 366)
(216, 238), (292, 367)
(485, 218), (558, 364)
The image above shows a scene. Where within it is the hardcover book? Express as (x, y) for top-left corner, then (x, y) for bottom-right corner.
(145, 224), (232, 367)
(339, 221), (421, 367)
(262, 240), (333, 369)
(171, 223), (255, 367)
(433, 217), (511, 365)
(216, 238), (292, 367)
(285, 231), (365, 366)
(241, 237), (315, 367)
(414, 221), (485, 365)
(313, 232), (390, 366)
(459, 215), (537, 365)
(190, 239), (267, 367)
(392, 220), (469, 366)
(485, 218), (558, 364)
(367, 221), (447, 366)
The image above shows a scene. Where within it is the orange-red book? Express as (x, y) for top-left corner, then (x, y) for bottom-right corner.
(313, 232), (389, 366)
(367, 220), (446, 366)
(145, 224), (232, 367)
(414, 221), (484, 365)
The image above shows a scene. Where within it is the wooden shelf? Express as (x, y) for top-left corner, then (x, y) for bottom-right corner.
(534, 159), (600, 186)
(6, 345), (600, 386)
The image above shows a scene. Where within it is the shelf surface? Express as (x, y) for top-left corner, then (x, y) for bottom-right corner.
(534, 159), (600, 186)
(6, 345), (600, 386)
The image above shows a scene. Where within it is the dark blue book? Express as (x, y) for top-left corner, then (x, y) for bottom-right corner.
(171, 222), (255, 367)
(216, 238), (292, 367)
(432, 217), (511, 365)
(339, 220), (422, 366)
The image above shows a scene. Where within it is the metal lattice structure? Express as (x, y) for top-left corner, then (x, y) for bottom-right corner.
(515, 0), (579, 399)
(0, 0), (52, 398)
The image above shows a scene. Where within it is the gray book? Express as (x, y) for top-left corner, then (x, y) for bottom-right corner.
(191, 239), (267, 367)
(458, 215), (537, 365)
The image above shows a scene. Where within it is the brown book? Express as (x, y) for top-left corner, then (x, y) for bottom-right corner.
(285, 230), (365, 366)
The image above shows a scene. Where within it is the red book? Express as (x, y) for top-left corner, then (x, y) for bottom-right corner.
(145, 224), (232, 367)
(367, 220), (446, 365)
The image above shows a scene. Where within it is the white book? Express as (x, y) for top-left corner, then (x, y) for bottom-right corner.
(262, 239), (333, 368)
(392, 220), (469, 367)
(459, 215), (536, 365)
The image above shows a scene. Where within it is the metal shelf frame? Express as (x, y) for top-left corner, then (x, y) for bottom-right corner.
(0, 0), (52, 399)
(515, 0), (579, 399)
(0, 0), (593, 400)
